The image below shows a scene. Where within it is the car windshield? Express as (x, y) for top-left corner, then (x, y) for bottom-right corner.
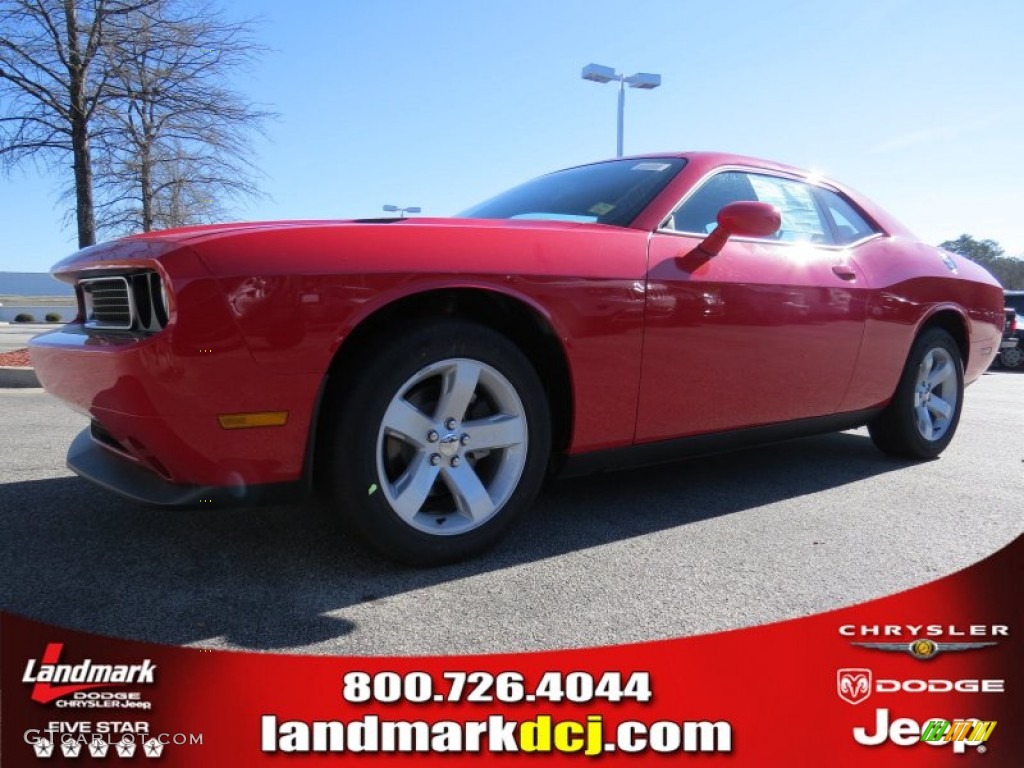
(458, 158), (686, 227)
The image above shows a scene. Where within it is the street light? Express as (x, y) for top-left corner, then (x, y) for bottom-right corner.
(581, 63), (661, 158)
(383, 204), (421, 218)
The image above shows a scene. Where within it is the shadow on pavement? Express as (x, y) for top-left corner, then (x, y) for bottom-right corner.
(0, 430), (914, 650)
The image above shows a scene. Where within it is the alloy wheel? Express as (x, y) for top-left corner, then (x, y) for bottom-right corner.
(375, 358), (528, 535)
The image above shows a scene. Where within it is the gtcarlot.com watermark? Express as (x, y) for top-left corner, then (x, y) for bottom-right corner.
(24, 725), (204, 759)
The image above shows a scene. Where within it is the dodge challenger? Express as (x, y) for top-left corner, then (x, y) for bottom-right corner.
(29, 152), (1004, 564)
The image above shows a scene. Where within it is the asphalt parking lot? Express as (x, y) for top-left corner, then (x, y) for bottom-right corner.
(1, 370), (1021, 655)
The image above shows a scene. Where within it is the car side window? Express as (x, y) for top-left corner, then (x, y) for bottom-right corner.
(816, 188), (879, 245)
(668, 172), (758, 234)
(668, 171), (833, 244)
(745, 175), (830, 243)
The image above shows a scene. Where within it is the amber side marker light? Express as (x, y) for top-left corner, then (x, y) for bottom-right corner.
(218, 411), (289, 429)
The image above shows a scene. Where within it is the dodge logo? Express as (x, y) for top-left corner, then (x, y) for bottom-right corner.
(838, 668), (872, 705)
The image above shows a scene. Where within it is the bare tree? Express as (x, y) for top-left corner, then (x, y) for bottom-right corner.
(90, 142), (234, 231)
(0, 0), (271, 246)
(0, 0), (157, 247)
(93, 0), (271, 234)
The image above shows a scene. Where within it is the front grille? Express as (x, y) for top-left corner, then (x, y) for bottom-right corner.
(79, 272), (169, 333)
(82, 277), (133, 329)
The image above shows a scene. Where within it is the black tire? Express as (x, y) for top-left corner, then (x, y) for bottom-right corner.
(320, 319), (550, 565)
(868, 327), (964, 459)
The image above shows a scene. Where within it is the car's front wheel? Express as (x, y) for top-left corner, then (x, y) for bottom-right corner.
(868, 327), (964, 459)
(321, 320), (551, 565)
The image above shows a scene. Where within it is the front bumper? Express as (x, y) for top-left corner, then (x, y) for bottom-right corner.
(30, 325), (323, 497)
(67, 427), (301, 508)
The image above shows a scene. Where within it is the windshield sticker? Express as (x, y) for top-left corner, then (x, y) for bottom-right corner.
(510, 213), (599, 223)
(632, 162), (672, 172)
(588, 202), (616, 216)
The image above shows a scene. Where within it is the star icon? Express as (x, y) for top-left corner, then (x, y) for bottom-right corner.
(33, 737), (54, 758)
(115, 738), (137, 758)
(61, 739), (83, 757)
(143, 738), (165, 757)
(89, 737), (110, 758)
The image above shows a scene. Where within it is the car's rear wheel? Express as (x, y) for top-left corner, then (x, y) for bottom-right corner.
(321, 320), (550, 565)
(999, 345), (1023, 369)
(868, 327), (964, 459)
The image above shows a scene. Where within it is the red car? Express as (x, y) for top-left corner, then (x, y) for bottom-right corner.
(30, 152), (1004, 564)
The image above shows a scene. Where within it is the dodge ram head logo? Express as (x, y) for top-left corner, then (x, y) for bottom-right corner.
(838, 668), (873, 705)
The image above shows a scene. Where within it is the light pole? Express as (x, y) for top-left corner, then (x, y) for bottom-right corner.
(383, 204), (421, 219)
(581, 63), (661, 158)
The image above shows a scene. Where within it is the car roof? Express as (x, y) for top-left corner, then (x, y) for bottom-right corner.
(603, 152), (914, 239)
(580, 151), (810, 177)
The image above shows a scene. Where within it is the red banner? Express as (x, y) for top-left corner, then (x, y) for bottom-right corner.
(3, 534), (1021, 765)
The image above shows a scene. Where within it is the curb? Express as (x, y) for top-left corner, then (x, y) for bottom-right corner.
(0, 366), (41, 388)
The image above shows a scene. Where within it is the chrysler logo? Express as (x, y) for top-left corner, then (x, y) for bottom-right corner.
(850, 639), (997, 660)
(837, 668), (872, 705)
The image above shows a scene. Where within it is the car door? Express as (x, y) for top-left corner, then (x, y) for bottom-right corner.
(635, 169), (872, 443)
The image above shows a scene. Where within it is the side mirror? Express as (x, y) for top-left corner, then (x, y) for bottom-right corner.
(698, 201), (781, 257)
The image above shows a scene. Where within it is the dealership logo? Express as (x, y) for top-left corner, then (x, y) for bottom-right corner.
(921, 719), (996, 745)
(30, 735), (151, 759)
(839, 624), (1006, 660)
(838, 669), (872, 705)
(89, 736), (110, 758)
(32, 738), (54, 758)
(850, 638), (998, 660)
(22, 643), (156, 704)
(836, 668), (1004, 704)
(24, 723), (203, 760)
(853, 708), (996, 753)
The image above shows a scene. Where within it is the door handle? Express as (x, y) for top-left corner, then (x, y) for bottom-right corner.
(832, 264), (857, 281)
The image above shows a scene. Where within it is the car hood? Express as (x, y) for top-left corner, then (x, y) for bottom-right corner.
(49, 217), (636, 281)
(122, 217), (599, 244)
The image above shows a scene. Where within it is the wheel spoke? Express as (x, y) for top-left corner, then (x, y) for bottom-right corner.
(441, 462), (495, 522)
(436, 361), (481, 422)
(462, 414), (525, 451)
(927, 396), (953, 420)
(926, 362), (953, 390)
(381, 398), (434, 447)
(920, 352), (934, 379)
(389, 452), (440, 523)
(915, 405), (933, 440)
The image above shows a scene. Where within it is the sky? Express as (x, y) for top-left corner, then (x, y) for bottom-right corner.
(2, 0), (1023, 272)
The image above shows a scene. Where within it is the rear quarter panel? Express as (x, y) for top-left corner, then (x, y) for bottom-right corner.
(841, 239), (1003, 411)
